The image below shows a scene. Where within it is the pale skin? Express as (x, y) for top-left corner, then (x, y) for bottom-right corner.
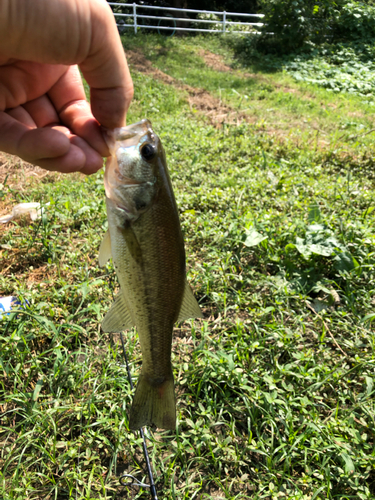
(0, 0), (134, 174)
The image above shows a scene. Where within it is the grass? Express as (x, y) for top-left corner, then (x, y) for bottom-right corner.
(1, 33), (375, 499)
(125, 34), (375, 151)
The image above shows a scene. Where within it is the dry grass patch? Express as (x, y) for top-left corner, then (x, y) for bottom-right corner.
(0, 153), (61, 192)
(127, 49), (254, 126)
(198, 48), (233, 72)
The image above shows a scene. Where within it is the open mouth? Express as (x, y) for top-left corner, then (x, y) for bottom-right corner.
(116, 203), (131, 216)
(118, 175), (143, 186)
(118, 176), (156, 189)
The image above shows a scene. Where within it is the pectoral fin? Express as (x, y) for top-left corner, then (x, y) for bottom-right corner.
(177, 280), (203, 322)
(101, 293), (134, 333)
(99, 230), (112, 267)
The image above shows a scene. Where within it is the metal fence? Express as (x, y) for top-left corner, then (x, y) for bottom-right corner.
(108, 2), (264, 35)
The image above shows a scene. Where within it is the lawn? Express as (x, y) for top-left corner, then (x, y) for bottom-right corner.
(1, 33), (375, 499)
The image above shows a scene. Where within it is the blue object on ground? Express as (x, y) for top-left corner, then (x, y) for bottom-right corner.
(0, 296), (28, 318)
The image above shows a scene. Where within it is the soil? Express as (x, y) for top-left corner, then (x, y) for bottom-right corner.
(199, 49), (320, 98)
(127, 49), (253, 126)
(199, 48), (301, 93)
(0, 153), (62, 235)
(0, 153), (60, 190)
(198, 49), (233, 72)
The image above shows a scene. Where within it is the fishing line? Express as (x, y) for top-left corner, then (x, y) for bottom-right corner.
(119, 331), (158, 500)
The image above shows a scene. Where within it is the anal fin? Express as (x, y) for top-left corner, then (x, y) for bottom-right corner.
(177, 279), (203, 322)
(101, 293), (134, 333)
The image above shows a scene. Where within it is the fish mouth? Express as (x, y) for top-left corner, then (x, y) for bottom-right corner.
(104, 119), (153, 152)
(118, 177), (157, 189)
(116, 203), (131, 215)
(116, 120), (151, 140)
(118, 175), (144, 186)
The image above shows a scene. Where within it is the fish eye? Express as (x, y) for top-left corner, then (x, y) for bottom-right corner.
(140, 143), (156, 161)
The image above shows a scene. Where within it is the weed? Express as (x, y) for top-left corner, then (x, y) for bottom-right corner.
(1, 34), (375, 499)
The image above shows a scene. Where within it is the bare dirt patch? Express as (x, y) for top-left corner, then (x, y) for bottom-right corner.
(127, 49), (253, 126)
(0, 154), (63, 241)
(0, 153), (61, 192)
(127, 49), (175, 85)
(199, 49), (303, 96)
(198, 48), (261, 81)
(198, 49), (233, 72)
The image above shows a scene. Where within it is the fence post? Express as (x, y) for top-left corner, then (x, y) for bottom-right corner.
(223, 11), (226, 33)
(133, 3), (137, 34)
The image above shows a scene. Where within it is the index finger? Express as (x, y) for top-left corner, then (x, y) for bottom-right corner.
(48, 65), (110, 157)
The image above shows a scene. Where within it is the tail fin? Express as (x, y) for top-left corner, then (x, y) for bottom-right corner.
(129, 371), (176, 430)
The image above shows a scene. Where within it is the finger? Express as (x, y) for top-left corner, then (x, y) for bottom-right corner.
(0, 112), (70, 159)
(0, 61), (68, 110)
(69, 134), (103, 175)
(6, 105), (37, 128)
(31, 146), (87, 173)
(48, 65), (109, 157)
(22, 94), (60, 127)
(0, 112), (90, 172)
(90, 83), (133, 130)
(35, 125), (103, 174)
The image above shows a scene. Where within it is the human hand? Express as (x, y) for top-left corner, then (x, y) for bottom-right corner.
(0, 0), (133, 174)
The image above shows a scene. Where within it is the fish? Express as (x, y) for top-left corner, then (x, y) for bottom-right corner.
(99, 119), (202, 430)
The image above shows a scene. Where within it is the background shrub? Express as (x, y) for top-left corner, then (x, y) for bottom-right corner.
(332, 2), (375, 41)
(252, 0), (375, 54)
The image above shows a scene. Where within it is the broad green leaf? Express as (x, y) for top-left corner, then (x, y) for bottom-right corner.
(285, 243), (296, 252)
(77, 205), (90, 215)
(295, 237), (311, 258)
(307, 224), (325, 232)
(362, 207), (375, 217)
(365, 376), (373, 396)
(308, 243), (335, 256)
(243, 228), (267, 247)
(334, 251), (355, 272)
(341, 452), (355, 474)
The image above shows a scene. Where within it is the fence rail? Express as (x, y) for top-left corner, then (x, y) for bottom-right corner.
(108, 2), (264, 35)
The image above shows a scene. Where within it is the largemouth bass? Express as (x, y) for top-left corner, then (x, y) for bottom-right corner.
(99, 119), (202, 430)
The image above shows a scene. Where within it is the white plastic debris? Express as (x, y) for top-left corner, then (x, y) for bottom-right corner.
(0, 296), (28, 318)
(0, 202), (48, 223)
